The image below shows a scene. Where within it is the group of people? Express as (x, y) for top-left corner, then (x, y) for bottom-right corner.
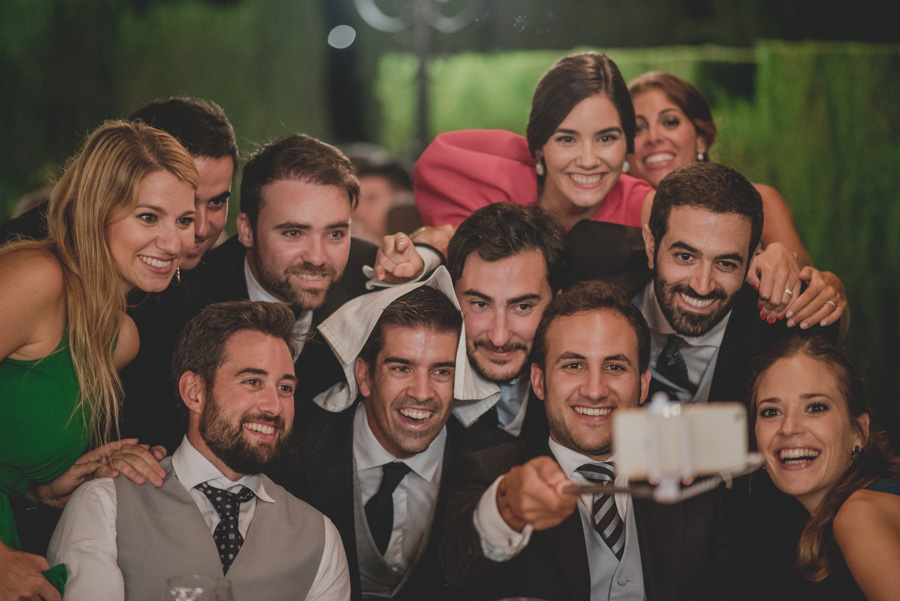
(1, 50), (897, 601)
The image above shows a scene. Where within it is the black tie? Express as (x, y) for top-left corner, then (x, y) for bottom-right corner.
(365, 462), (411, 555)
(196, 482), (256, 574)
(656, 334), (697, 394)
(576, 462), (625, 560)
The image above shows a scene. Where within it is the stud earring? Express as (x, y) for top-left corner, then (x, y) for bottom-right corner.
(622, 160), (630, 173)
(851, 445), (862, 461)
(175, 267), (181, 285)
(697, 152), (708, 162)
(535, 160), (545, 177)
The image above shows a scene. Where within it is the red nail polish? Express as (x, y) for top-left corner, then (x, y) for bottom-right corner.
(752, 283), (759, 290)
(768, 316), (776, 324)
(760, 312), (767, 320)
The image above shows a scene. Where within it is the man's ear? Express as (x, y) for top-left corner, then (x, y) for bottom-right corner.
(355, 357), (373, 399)
(638, 369), (652, 406)
(236, 213), (254, 249)
(179, 371), (207, 416)
(531, 362), (546, 402)
(642, 224), (656, 270)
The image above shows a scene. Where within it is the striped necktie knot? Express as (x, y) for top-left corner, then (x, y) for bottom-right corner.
(575, 461), (625, 560)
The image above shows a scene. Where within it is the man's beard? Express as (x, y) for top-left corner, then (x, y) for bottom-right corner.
(258, 261), (342, 311)
(200, 391), (290, 476)
(466, 338), (529, 383)
(654, 276), (737, 337)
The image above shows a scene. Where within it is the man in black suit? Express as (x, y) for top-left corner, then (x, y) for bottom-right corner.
(440, 280), (736, 601)
(127, 134), (433, 450)
(274, 283), (466, 601)
(634, 162), (838, 406)
(445, 203), (568, 450)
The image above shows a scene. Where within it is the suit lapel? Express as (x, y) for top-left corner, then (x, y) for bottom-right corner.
(634, 497), (683, 601)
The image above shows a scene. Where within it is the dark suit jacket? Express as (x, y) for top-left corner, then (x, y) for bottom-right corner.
(119, 235), (379, 450)
(646, 282), (840, 406)
(450, 385), (550, 454)
(441, 441), (739, 601)
(272, 401), (475, 601)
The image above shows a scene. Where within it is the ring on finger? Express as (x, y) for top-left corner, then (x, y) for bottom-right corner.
(825, 299), (836, 307)
(784, 289), (793, 296)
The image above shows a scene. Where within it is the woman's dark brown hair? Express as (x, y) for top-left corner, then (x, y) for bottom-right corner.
(527, 52), (636, 158)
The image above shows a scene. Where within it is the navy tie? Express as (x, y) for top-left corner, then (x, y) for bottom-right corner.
(196, 482), (256, 574)
(365, 462), (411, 555)
(576, 462), (625, 560)
(656, 334), (697, 394)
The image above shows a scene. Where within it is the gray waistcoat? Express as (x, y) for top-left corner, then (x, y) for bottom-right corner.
(115, 457), (326, 601)
(591, 497), (647, 601)
(351, 458), (436, 600)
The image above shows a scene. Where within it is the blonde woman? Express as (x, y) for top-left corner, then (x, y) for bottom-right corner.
(0, 121), (198, 599)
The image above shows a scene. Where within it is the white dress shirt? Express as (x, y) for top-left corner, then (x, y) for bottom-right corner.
(47, 437), (350, 601)
(244, 258), (313, 359)
(473, 439), (630, 560)
(636, 280), (731, 403)
(353, 403), (446, 571)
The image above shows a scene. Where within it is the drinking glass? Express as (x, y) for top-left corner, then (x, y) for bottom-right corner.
(163, 575), (233, 601)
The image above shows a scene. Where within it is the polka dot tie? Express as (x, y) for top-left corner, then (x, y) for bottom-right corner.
(196, 482), (256, 574)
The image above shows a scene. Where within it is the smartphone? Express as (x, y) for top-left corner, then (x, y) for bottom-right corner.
(612, 397), (750, 481)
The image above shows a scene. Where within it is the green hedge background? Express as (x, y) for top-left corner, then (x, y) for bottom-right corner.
(376, 42), (900, 438)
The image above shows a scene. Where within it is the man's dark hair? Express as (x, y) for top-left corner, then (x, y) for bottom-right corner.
(358, 286), (462, 369)
(172, 300), (299, 391)
(531, 280), (651, 373)
(128, 97), (238, 171)
(648, 162), (764, 261)
(446, 203), (568, 293)
(356, 161), (412, 192)
(240, 134), (360, 230)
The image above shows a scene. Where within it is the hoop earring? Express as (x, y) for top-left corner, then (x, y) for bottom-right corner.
(851, 445), (862, 461)
(535, 160), (545, 177)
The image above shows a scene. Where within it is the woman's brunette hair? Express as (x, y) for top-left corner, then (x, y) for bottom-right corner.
(2, 120), (198, 444)
(526, 51), (636, 158)
(749, 336), (900, 581)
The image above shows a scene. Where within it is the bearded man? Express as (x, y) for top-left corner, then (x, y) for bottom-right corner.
(48, 301), (351, 601)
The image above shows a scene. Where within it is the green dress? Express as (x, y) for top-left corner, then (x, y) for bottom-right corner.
(1, 330), (87, 590)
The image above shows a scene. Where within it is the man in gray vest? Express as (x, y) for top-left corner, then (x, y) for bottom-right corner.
(440, 281), (737, 601)
(48, 300), (351, 601)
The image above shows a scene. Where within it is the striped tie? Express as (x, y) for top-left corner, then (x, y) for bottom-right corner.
(576, 462), (625, 560)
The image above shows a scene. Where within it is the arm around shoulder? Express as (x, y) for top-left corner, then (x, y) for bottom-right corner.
(833, 487), (900, 601)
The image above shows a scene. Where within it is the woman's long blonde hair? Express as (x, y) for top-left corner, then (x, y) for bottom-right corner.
(2, 120), (198, 445)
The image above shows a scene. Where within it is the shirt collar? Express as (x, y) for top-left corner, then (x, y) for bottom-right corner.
(352, 402), (447, 484)
(637, 279), (731, 348)
(173, 436), (274, 503)
(547, 437), (616, 480)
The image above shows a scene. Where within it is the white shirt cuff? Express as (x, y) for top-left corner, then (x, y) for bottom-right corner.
(473, 476), (533, 562)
